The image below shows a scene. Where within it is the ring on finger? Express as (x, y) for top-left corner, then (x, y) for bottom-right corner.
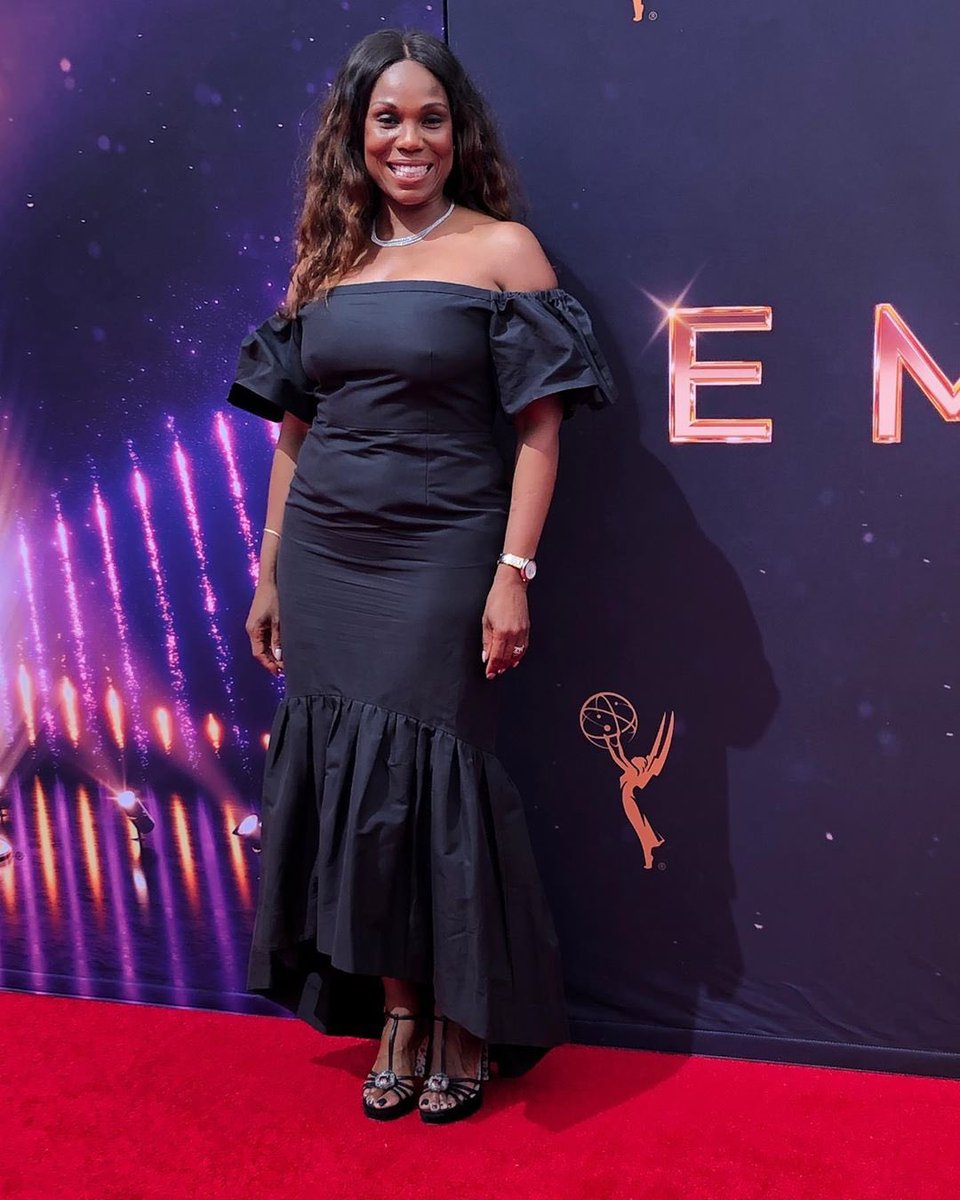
(511, 645), (525, 656)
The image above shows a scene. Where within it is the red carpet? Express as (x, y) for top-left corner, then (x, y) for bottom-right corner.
(3, 991), (957, 1200)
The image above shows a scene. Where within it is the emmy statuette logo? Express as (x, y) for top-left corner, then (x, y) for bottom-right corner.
(580, 693), (675, 870)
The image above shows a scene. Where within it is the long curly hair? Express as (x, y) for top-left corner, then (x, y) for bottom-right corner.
(282, 29), (517, 314)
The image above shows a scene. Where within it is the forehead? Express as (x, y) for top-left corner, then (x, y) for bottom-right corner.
(368, 60), (448, 107)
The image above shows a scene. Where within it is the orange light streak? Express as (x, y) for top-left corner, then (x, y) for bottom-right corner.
(33, 777), (59, 915)
(222, 802), (252, 907)
(170, 794), (199, 910)
(205, 713), (223, 752)
(105, 686), (125, 749)
(0, 842), (16, 912)
(153, 706), (173, 753)
(76, 785), (104, 913)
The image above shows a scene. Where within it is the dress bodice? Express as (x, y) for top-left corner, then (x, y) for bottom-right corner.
(228, 281), (616, 430)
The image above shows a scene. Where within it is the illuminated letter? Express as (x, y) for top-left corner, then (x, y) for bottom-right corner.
(873, 304), (960, 443)
(669, 306), (773, 443)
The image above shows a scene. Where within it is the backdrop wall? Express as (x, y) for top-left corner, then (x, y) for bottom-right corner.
(2, 0), (958, 1077)
(0, 1), (442, 1013)
(449, 0), (960, 1075)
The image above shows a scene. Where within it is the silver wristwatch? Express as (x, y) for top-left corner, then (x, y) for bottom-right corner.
(497, 552), (537, 582)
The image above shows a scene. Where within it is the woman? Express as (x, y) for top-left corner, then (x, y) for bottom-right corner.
(228, 28), (615, 1124)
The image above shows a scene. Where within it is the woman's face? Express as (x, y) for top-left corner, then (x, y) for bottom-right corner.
(363, 60), (454, 208)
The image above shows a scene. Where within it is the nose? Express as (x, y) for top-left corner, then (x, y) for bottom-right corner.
(394, 121), (424, 151)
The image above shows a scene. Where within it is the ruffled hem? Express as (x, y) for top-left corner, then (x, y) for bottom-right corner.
(247, 692), (569, 1054)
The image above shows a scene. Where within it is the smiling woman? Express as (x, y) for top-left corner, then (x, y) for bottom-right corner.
(364, 62), (454, 213)
(228, 28), (615, 1126)
(280, 31), (517, 308)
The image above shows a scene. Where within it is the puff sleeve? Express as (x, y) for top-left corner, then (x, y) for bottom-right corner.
(227, 312), (318, 425)
(489, 288), (617, 419)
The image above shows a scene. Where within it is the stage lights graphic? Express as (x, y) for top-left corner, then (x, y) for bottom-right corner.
(115, 789), (155, 842)
(232, 812), (262, 853)
(0, 411), (274, 781)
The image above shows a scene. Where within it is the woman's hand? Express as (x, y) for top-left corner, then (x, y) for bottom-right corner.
(246, 583), (283, 676)
(481, 568), (530, 679)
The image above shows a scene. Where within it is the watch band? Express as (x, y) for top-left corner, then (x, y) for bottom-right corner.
(498, 552), (537, 581)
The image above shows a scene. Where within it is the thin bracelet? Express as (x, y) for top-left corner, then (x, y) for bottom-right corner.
(264, 527), (282, 540)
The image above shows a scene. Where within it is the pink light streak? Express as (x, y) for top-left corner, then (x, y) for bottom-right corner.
(169, 423), (242, 756)
(17, 664), (36, 745)
(0, 651), (14, 747)
(105, 685), (125, 750)
(92, 480), (149, 758)
(17, 527), (55, 738)
(59, 676), (81, 746)
(52, 497), (100, 745)
(214, 411), (260, 587)
(128, 447), (197, 762)
(171, 433), (218, 619)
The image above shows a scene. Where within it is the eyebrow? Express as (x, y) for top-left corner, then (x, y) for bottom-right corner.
(370, 99), (449, 111)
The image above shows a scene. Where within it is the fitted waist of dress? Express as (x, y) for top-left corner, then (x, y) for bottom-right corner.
(316, 416), (499, 438)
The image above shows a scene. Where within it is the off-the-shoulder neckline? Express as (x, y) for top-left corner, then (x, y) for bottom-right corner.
(298, 280), (568, 309)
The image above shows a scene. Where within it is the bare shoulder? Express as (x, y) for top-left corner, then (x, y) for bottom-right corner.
(474, 219), (559, 292)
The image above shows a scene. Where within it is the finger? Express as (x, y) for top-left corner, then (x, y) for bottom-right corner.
(486, 631), (514, 679)
(270, 619), (283, 671)
(499, 629), (531, 676)
(481, 621), (492, 666)
(248, 622), (280, 677)
(510, 636), (529, 668)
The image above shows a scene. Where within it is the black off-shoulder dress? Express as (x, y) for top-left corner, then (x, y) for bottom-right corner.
(228, 281), (614, 1063)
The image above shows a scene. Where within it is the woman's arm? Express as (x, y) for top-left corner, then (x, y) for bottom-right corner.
(482, 397), (563, 679)
(245, 412), (311, 676)
(481, 222), (564, 680)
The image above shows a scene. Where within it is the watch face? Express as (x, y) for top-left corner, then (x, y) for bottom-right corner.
(523, 559), (537, 581)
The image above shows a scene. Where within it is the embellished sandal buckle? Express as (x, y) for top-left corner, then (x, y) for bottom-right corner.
(425, 1072), (450, 1093)
(373, 1069), (398, 1090)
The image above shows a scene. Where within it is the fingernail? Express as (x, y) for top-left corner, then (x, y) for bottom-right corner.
(481, 650), (488, 663)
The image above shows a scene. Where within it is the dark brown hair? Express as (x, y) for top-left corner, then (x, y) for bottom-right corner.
(282, 29), (516, 313)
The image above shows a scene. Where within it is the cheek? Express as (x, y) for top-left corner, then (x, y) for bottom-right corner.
(364, 125), (391, 162)
(432, 130), (455, 164)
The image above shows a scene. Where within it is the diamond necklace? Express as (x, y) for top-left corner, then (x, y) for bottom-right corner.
(370, 201), (455, 248)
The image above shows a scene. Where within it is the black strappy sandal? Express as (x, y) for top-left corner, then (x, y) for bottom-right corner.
(361, 1010), (428, 1122)
(419, 1014), (489, 1125)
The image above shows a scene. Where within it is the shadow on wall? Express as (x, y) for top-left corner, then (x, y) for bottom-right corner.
(498, 266), (780, 1063)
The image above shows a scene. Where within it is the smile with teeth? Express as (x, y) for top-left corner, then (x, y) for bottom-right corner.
(387, 162), (433, 179)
